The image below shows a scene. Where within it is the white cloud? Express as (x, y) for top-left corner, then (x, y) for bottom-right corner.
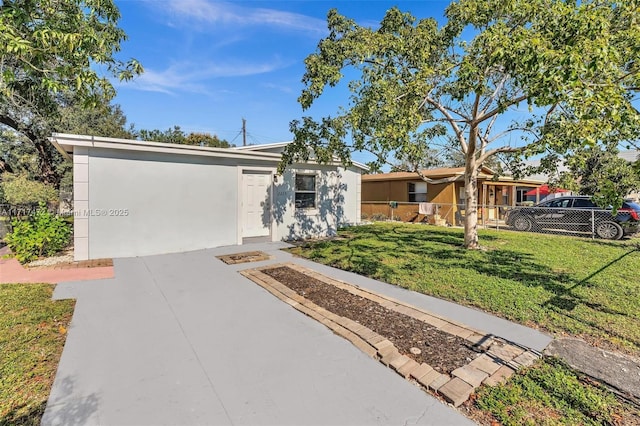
(262, 82), (295, 94)
(155, 0), (327, 36)
(122, 59), (288, 94)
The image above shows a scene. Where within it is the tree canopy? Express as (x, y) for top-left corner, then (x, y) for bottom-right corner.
(559, 147), (640, 207)
(137, 126), (234, 148)
(59, 96), (135, 140)
(1, 95), (138, 197)
(282, 0), (640, 248)
(0, 0), (142, 184)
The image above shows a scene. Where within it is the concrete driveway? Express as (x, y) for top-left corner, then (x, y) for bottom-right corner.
(42, 242), (550, 425)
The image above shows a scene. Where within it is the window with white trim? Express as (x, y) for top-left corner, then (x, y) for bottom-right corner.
(516, 187), (528, 203)
(408, 182), (427, 202)
(295, 174), (316, 208)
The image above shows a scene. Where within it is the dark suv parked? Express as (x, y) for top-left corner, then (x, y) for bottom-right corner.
(504, 196), (640, 240)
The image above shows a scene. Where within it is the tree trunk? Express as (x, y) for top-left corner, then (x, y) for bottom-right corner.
(33, 137), (59, 187)
(0, 115), (60, 186)
(463, 163), (480, 249)
(463, 128), (480, 249)
(0, 158), (13, 173)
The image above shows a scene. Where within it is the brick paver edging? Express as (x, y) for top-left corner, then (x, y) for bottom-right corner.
(240, 263), (540, 407)
(216, 251), (272, 265)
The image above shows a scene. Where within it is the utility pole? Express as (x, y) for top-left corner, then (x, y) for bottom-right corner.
(242, 118), (247, 147)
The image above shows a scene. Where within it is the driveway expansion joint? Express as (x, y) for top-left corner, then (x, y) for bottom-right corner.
(240, 262), (541, 408)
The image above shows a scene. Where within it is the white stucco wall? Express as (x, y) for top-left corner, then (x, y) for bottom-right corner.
(273, 164), (361, 241)
(82, 148), (240, 259)
(68, 138), (363, 260)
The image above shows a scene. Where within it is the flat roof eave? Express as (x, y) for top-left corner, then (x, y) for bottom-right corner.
(50, 133), (283, 163)
(49, 133), (370, 171)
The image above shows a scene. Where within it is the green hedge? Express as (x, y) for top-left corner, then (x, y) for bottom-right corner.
(4, 204), (71, 263)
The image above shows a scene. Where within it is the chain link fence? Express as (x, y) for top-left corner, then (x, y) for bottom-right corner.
(361, 201), (640, 240)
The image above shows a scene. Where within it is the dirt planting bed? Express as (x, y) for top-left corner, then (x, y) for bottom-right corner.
(262, 266), (479, 374)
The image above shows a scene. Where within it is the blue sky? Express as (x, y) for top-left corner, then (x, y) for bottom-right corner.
(112, 0), (452, 162)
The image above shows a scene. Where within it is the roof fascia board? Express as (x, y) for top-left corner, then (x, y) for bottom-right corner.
(236, 143), (369, 171)
(233, 141), (292, 151)
(50, 138), (72, 161)
(50, 133), (370, 171)
(363, 173), (544, 184)
(289, 161), (369, 172)
(50, 133), (282, 162)
(363, 173), (464, 181)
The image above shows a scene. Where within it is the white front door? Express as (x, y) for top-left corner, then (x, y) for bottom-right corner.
(241, 171), (271, 238)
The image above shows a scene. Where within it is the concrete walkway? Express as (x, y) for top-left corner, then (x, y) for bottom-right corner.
(0, 248), (114, 284)
(43, 242), (551, 425)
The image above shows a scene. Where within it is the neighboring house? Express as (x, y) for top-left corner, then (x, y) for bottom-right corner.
(361, 167), (544, 225)
(51, 134), (366, 261)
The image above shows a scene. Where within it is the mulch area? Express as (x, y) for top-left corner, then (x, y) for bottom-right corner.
(262, 266), (479, 374)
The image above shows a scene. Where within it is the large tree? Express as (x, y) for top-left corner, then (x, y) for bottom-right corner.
(0, 0), (142, 185)
(58, 96), (135, 140)
(137, 126), (233, 148)
(558, 147), (640, 207)
(1, 96), (137, 195)
(281, 0), (640, 248)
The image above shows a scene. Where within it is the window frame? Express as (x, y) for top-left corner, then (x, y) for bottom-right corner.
(294, 173), (317, 209)
(408, 181), (428, 203)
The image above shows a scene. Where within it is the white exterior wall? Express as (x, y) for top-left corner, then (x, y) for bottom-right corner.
(273, 164), (361, 241)
(67, 138), (363, 260)
(80, 148), (240, 259)
(72, 147), (90, 260)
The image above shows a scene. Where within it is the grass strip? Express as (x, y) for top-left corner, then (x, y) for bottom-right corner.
(474, 357), (640, 425)
(0, 284), (74, 426)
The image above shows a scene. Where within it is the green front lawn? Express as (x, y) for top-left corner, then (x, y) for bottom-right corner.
(290, 223), (640, 356)
(0, 284), (74, 425)
(291, 223), (640, 424)
(474, 357), (639, 425)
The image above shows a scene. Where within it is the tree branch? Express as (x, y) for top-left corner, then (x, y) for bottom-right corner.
(478, 145), (523, 165)
(0, 115), (38, 143)
(416, 171), (464, 185)
(471, 91), (481, 121)
(425, 97), (469, 153)
(479, 73), (508, 116)
(481, 113), (500, 150)
(477, 93), (528, 123)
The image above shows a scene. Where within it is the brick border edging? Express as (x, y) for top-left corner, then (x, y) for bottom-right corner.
(216, 251), (273, 265)
(240, 263), (540, 407)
